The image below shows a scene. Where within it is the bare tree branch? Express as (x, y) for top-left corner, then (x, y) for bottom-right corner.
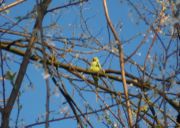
(1, 0), (52, 127)
(102, 0), (133, 127)
(0, 0), (26, 12)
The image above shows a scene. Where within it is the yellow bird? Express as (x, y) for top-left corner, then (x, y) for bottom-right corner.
(89, 57), (102, 101)
(89, 57), (102, 85)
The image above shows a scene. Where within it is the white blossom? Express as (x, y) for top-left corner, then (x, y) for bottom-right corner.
(42, 72), (50, 79)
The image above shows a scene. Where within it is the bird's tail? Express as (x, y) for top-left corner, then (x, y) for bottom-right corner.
(93, 75), (99, 102)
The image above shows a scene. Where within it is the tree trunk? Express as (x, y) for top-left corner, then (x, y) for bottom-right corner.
(1, 111), (10, 128)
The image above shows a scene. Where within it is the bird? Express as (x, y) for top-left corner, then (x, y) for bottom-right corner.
(89, 57), (102, 85)
(89, 57), (102, 101)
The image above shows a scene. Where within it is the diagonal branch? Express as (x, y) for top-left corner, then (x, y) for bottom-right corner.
(0, 0), (26, 12)
(102, 0), (133, 127)
(1, 0), (52, 127)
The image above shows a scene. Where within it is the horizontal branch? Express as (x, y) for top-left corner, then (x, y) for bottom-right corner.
(0, 42), (150, 90)
(0, 28), (30, 38)
(1, 42), (179, 110)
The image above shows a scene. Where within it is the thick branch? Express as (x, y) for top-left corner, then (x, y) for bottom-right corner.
(1, 0), (52, 127)
(0, 42), (150, 89)
(1, 42), (179, 111)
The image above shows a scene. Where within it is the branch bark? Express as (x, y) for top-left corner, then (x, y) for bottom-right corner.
(0, 0), (26, 12)
(1, 0), (52, 127)
(102, 0), (133, 127)
(36, 1), (50, 127)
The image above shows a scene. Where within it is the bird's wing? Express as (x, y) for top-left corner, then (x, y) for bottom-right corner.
(90, 61), (100, 72)
(96, 61), (101, 69)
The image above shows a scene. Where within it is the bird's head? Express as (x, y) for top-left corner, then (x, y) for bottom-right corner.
(92, 57), (99, 62)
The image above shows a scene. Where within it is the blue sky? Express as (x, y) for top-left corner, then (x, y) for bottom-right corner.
(0, 0), (179, 127)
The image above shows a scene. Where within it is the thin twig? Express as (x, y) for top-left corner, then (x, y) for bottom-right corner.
(0, 0), (26, 12)
(0, 40), (6, 108)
